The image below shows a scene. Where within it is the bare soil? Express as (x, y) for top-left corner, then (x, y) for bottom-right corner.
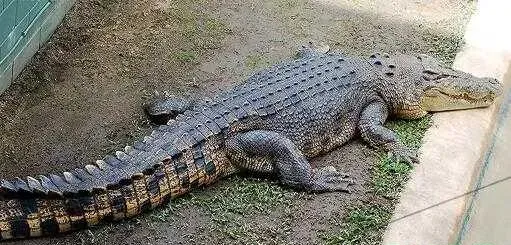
(0, 0), (472, 244)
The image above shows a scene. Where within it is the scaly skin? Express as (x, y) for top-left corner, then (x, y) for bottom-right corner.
(0, 50), (501, 240)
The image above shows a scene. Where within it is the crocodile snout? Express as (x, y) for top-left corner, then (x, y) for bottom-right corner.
(485, 77), (503, 96)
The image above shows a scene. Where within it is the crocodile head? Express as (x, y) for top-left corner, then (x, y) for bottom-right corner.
(387, 54), (502, 119)
(418, 54), (502, 112)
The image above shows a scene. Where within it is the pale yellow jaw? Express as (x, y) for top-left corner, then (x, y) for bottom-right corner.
(420, 89), (495, 112)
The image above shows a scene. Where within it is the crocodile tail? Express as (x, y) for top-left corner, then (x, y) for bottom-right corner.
(0, 131), (230, 240)
(0, 159), (175, 240)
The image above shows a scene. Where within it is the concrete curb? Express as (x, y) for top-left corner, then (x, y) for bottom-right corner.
(383, 1), (511, 244)
(455, 65), (511, 244)
(0, 0), (76, 94)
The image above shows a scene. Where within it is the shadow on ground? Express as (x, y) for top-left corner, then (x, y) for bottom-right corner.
(0, 0), (472, 244)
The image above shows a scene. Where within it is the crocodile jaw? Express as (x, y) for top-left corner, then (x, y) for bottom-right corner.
(420, 77), (502, 112)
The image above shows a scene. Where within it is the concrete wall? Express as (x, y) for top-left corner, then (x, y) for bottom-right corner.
(0, 0), (75, 94)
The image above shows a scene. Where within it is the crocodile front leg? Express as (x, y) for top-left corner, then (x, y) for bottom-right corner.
(358, 101), (419, 164)
(225, 130), (353, 192)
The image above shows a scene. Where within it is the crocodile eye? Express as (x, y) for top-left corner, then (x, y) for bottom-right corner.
(422, 70), (439, 81)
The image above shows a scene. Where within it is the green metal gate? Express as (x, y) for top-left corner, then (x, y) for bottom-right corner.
(0, 0), (74, 94)
(1, 0), (50, 62)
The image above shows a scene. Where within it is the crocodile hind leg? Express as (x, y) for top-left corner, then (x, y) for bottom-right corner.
(225, 130), (353, 192)
(144, 93), (195, 124)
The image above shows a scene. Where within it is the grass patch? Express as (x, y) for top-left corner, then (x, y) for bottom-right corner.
(204, 18), (230, 35)
(175, 50), (198, 63)
(322, 205), (392, 245)
(323, 116), (432, 244)
(151, 176), (298, 242)
(372, 157), (413, 199)
(244, 54), (270, 70)
(386, 116), (432, 149)
(372, 116), (432, 198)
(166, 0), (231, 62)
(153, 176), (296, 220)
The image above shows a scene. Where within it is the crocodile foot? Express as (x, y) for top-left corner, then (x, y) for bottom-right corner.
(144, 91), (194, 124)
(309, 166), (354, 193)
(296, 41), (330, 59)
(387, 145), (420, 165)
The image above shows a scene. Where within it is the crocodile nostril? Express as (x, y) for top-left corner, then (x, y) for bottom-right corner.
(484, 78), (503, 95)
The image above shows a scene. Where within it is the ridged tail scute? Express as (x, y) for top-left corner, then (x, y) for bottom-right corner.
(0, 161), (167, 240)
(0, 127), (229, 240)
(0, 87), (250, 240)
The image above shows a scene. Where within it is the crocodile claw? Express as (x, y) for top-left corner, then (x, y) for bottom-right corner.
(310, 166), (354, 193)
(388, 146), (419, 165)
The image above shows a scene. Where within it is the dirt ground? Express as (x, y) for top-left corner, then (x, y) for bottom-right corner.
(0, 0), (472, 244)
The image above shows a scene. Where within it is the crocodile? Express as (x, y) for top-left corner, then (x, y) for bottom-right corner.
(0, 46), (501, 240)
